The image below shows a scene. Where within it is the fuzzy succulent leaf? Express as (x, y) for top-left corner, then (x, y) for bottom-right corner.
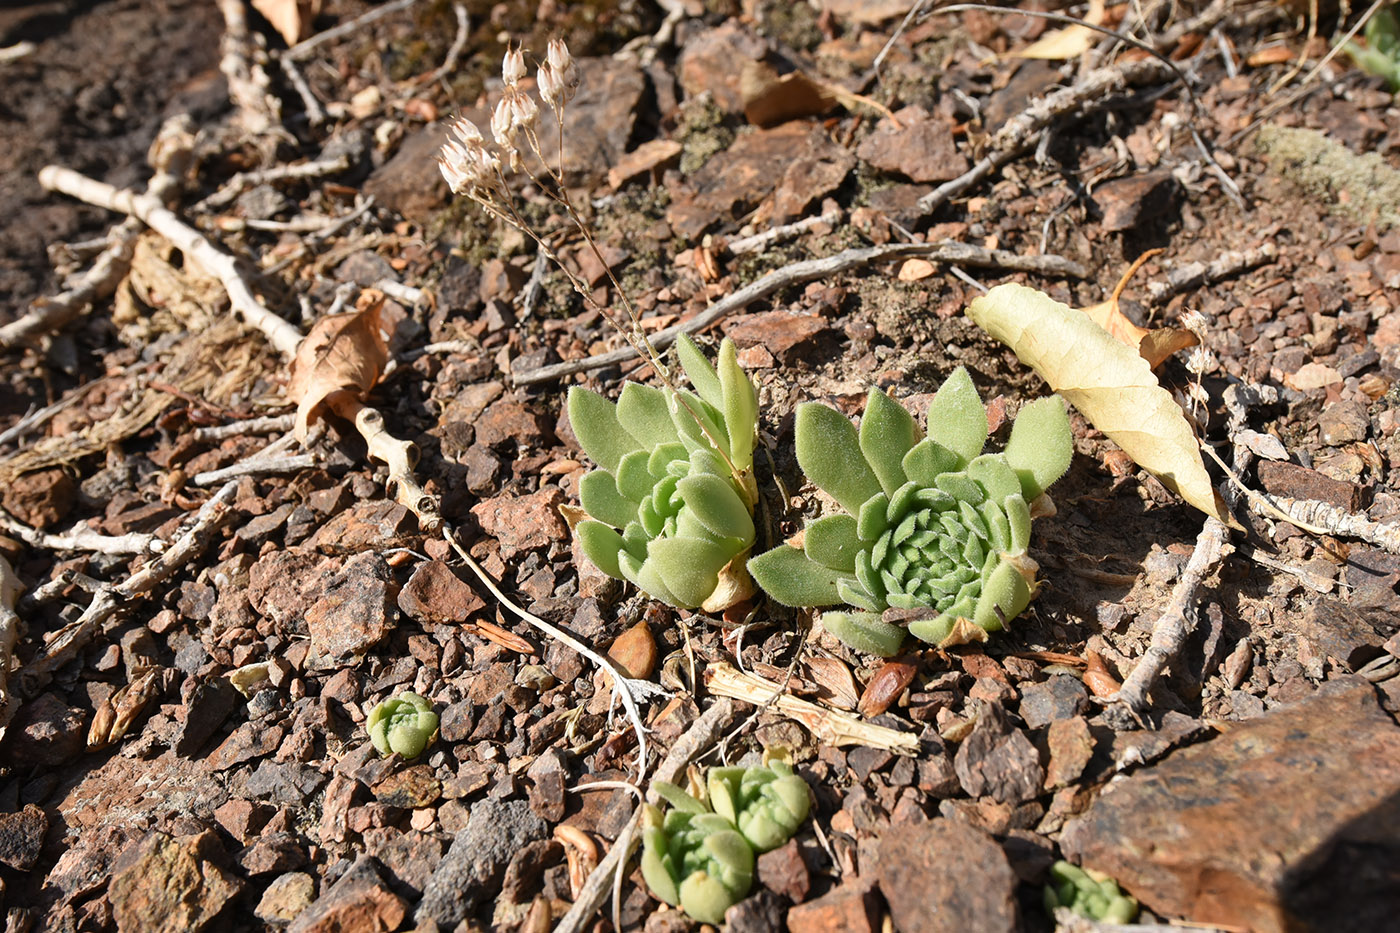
(568, 386), (641, 473)
(676, 334), (724, 409)
(822, 611), (907, 656)
(860, 387), (919, 495)
(1044, 861), (1139, 924)
(707, 761), (812, 853)
(578, 471), (637, 529)
(576, 520), (625, 578)
(795, 402), (884, 515)
(366, 692), (439, 759)
(1004, 395), (1073, 501)
(924, 367), (988, 465)
(718, 338), (759, 474)
(618, 382), (682, 449)
(750, 372), (1071, 654)
(748, 544), (854, 607)
(648, 537), (736, 608)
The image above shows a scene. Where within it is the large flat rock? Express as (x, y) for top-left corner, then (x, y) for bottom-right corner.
(1061, 678), (1400, 933)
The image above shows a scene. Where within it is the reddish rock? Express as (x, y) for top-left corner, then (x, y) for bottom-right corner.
(953, 701), (1045, 806)
(287, 854), (406, 933)
(785, 877), (882, 933)
(398, 559), (486, 624)
(256, 871), (316, 924)
(109, 831), (242, 933)
(1256, 460), (1362, 510)
(0, 803), (48, 870)
(757, 838), (810, 902)
(533, 57), (646, 185)
(238, 832), (307, 875)
(676, 22), (766, 113)
(361, 826), (444, 893)
(363, 122), (453, 222)
(475, 398), (551, 450)
(1090, 169), (1180, 233)
(303, 552), (398, 660)
(471, 486), (568, 558)
(771, 140), (855, 222)
(1043, 716), (1095, 789)
(207, 722), (285, 771)
(372, 765), (442, 809)
(213, 798), (274, 845)
(1, 466), (76, 528)
(305, 499), (418, 553)
(724, 311), (831, 362)
(856, 106), (970, 183)
(1061, 679), (1400, 933)
(875, 819), (1019, 933)
(8, 692), (86, 766)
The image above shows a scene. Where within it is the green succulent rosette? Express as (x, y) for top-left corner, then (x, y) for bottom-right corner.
(366, 691), (439, 759)
(640, 787), (755, 925)
(1044, 860), (1139, 924)
(749, 367), (1071, 656)
(568, 335), (759, 611)
(707, 760), (811, 853)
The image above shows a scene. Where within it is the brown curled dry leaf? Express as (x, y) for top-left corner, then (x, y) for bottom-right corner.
(1079, 249), (1199, 371)
(804, 655), (861, 710)
(287, 292), (389, 441)
(251, 0), (321, 45)
(857, 657), (918, 718)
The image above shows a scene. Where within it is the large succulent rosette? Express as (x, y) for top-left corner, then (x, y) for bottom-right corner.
(567, 336), (759, 611)
(749, 368), (1071, 656)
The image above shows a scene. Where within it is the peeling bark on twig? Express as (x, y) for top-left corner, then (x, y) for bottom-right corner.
(327, 392), (440, 531)
(0, 557), (22, 740)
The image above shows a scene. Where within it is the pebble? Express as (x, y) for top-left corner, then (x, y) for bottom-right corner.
(875, 819), (1019, 933)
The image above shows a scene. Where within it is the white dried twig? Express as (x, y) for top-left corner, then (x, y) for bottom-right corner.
(725, 204), (844, 256)
(0, 507), (160, 556)
(285, 0), (420, 61)
(216, 0), (282, 136)
(0, 557), (23, 740)
(426, 3), (470, 84)
(280, 55), (327, 126)
(191, 413), (296, 443)
(1262, 497), (1400, 554)
(326, 394), (439, 530)
(0, 42), (36, 63)
(39, 165), (303, 358)
(18, 481), (240, 699)
(1112, 516), (1233, 716)
(1144, 243), (1279, 306)
(192, 453), (318, 487)
(513, 240), (1087, 385)
(195, 154), (352, 212)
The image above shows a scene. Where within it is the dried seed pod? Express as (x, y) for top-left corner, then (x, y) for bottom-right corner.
(857, 657), (917, 717)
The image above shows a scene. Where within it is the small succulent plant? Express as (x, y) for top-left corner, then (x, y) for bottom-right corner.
(748, 367), (1071, 655)
(641, 761), (811, 923)
(1044, 861), (1139, 924)
(707, 760), (811, 853)
(366, 691), (439, 759)
(1341, 4), (1400, 92)
(568, 335), (759, 611)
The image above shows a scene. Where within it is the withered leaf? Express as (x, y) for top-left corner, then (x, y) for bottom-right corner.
(287, 292), (389, 440)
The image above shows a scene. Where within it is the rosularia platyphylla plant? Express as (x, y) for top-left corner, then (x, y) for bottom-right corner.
(748, 367), (1072, 656)
(568, 334), (759, 611)
(1044, 861), (1139, 924)
(366, 691), (439, 759)
(641, 761), (811, 923)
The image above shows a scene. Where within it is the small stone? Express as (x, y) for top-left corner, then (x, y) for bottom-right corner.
(606, 620), (657, 679)
(256, 872), (316, 924)
(362, 826), (444, 892)
(1256, 460), (1362, 511)
(238, 833), (307, 875)
(1043, 717), (1096, 789)
(475, 399), (551, 450)
(500, 838), (562, 903)
(9, 692), (86, 766)
(0, 804), (48, 870)
(1319, 399), (1370, 446)
(876, 819), (1019, 933)
(785, 878), (881, 933)
(1090, 169), (1179, 232)
(1, 467), (76, 528)
(304, 552), (398, 660)
(109, 831), (243, 933)
(372, 765), (442, 809)
(725, 889), (789, 933)
(471, 487), (568, 558)
(757, 838), (810, 902)
(246, 761), (329, 807)
(1062, 679), (1400, 932)
(287, 854), (406, 933)
(954, 702), (1045, 806)
(213, 799), (274, 845)
(856, 106), (970, 183)
(723, 311), (832, 363)
(676, 22), (766, 112)
(398, 560), (486, 624)
(415, 799), (548, 927)
(1018, 676), (1089, 729)
(174, 677), (243, 757)
(1287, 361), (1343, 392)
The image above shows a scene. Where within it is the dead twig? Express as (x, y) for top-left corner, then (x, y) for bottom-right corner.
(39, 165), (303, 358)
(705, 660), (920, 754)
(1260, 497), (1400, 554)
(425, 3), (470, 85)
(512, 241), (1087, 386)
(192, 452), (318, 487)
(17, 481), (240, 700)
(0, 557), (23, 740)
(0, 507), (160, 556)
(1144, 243), (1279, 307)
(216, 0), (282, 136)
(326, 393), (439, 530)
(280, 55), (327, 126)
(725, 204), (844, 257)
(1111, 516), (1232, 718)
(195, 154), (352, 212)
(284, 0), (421, 61)
(191, 413), (296, 443)
(553, 699), (737, 933)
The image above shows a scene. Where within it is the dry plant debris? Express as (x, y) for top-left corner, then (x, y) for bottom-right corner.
(1, 2), (1399, 932)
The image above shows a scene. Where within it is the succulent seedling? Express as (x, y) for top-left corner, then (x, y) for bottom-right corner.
(1044, 860), (1139, 923)
(568, 334), (759, 612)
(366, 691), (439, 759)
(706, 759), (811, 853)
(748, 367), (1071, 655)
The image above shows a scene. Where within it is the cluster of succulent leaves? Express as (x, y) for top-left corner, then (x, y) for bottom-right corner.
(748, 367), (1071, 656)
(1044, 860), (1140, 923)
(1341, 4), (1400, 91)
(366, 691), (439, 759)
(641, 761), (811, 923)
(568, 335), (758, 611)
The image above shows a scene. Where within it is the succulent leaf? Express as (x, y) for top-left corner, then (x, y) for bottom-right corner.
(795, 402), (883, 516)
(1044, 861), (1139, 924)
(578, 471), (637, 529)
(641, 798), (756, 925)
(577, 520), (625, 578)
(706, 762), (811, 853)
(718, 338), (758, 474)
(648, 537), (735, 608)
(1004, 395), (1073, 501)
(860, 388), (919, 495)
(748, 544), (854, 607)
(749, 369), (1070, 653)
(567, 386), (642, 473)
(671, 390), (731, 456)
(924, 366), (988, 464)
(677, 474), (755, 541)
(676, 333), (723, 409)
(366, 691), (439, 759)
(618, 382), (683, 449)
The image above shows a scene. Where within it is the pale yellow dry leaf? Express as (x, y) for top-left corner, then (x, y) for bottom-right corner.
(1079, 249), (1198, 370)
(1010, 0), (1105, 61)
(898, 258), (936, 281)
(287, 292), (389, 440)
(818, 0), (918, 26)
(252, 0), (321, 46)
(967, 283), (1238, 527)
